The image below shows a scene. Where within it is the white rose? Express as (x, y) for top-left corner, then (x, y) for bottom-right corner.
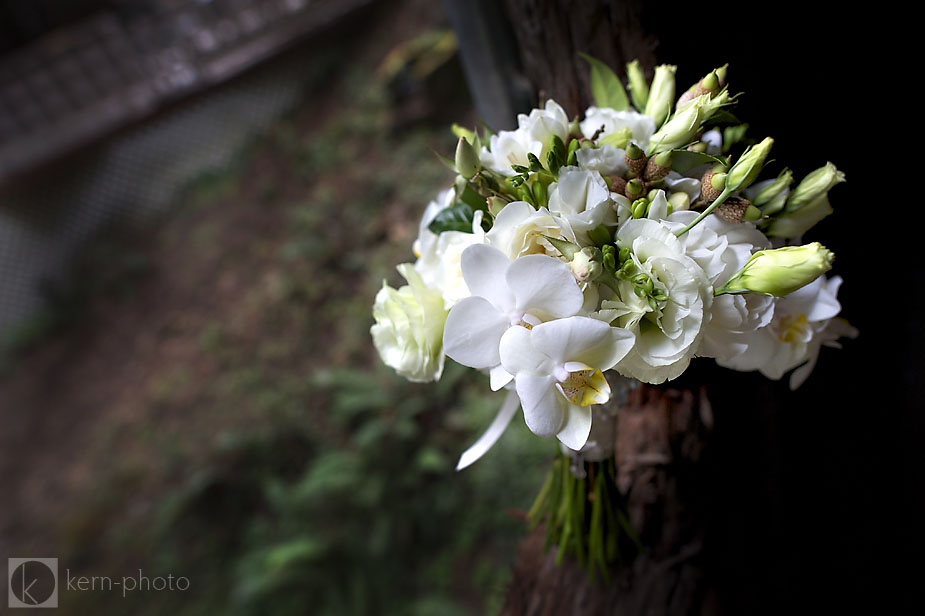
(371, 264), (448, 383)
(485, 201), (576, 260)
(600, 219), (712, 384)
(579, 107), (655, 149)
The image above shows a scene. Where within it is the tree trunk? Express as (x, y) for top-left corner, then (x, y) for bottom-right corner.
(500, 384), (716, 616)
(502, 0), (656, 117)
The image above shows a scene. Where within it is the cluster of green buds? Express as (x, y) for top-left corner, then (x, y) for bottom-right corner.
(601, 244), (668, 310)
(610, 144), (674, 202)
(647, 66), (733, 156)
(676, 65), (727, 109)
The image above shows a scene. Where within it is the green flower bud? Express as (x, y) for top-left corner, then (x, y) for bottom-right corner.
(625, 143), (647, 176)
(644, 150), (672, 182)
(455, 136), (480, 179)
(701, 170), (725, 203)
(726, 137), (774, 192)
(625, 178), (646, 199)
(626, 59), (649, 111)
(625, 142), (645, 159)
(644, 64), (677, 127)
(784, 162), (845, 213)
(744, 205), (762, 221)
(700, 70), (720, 95)
(569, 246), (603, 283)
(631, 197), (649, 219)
(687, 141), (708, 153)
(648, 90), (730, 155)
(715, 63), (728, 86)
(716, 242), (834, 297)
(668, 191), (690, 212)
(753, 168), (793, 207)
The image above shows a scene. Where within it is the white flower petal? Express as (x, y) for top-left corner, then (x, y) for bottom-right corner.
(556, 403), (592, 450)
(530, 316), (635, 370)
(499, 325), (552, 375)
(507, 255), (584, 319)
(455, 390), (521, 470)
(443, 296), (510, 369)
(515, 373), (566, 437)
(489, 364), (514, 391)
(460, 244), (515, 310)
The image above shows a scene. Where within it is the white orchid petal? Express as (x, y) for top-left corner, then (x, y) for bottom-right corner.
(455, 390), (520, 470)
(530, 316), (635, 370)
(489, 364), (514, 391)
(460, 244), (514, 310)
(443, 296), (509, 369)
(556, 403), (592, 450)
(506, 255), (584, 319)
(515, 373), (566, 437)
(499, 325), (552, 375)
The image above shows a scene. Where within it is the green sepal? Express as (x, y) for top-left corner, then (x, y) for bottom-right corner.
(542, 234), (580, 260)
(579, 52), (629, 111)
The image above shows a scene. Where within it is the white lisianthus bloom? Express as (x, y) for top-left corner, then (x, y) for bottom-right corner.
(371, 264), (448, 383)
(546, 166), (615, 236)
(499, 316), (635, 449)
(579, 107), (656, 150)
(718, 275), (856, 389)
(485, 201), (576, 260)
(443, 244), (585, 390)
(412, 188), (454, 259)
(480, 100), (569, 175)
(414, 211), (486, 309)
(599, 219), (712, 384)
(575, 144), (625, 176)
(666, 211), (774, 362)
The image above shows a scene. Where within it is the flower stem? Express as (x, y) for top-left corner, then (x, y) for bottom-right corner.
(674, 187), (732, 238)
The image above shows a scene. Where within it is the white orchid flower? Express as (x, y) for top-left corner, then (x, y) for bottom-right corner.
(442, 243), (585, 390)
(499, 316), (635, 450)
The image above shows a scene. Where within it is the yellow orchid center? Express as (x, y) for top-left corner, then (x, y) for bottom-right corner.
(555, 368), (611, 407)
(777, 313), (811, 344)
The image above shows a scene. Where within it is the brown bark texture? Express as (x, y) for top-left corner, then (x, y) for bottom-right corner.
(500, 384), (715, 616)
(502, 0), (656, 116)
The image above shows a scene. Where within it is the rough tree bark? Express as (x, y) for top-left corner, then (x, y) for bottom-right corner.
(502, 0), (656, 117)
(500, 385), (716, 616)
(497, 3), (714, 614)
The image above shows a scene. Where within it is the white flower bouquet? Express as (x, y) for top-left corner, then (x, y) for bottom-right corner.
(370, 58), (856, 572)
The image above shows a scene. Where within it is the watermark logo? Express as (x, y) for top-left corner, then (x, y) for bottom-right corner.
(8, 558), (58, 608)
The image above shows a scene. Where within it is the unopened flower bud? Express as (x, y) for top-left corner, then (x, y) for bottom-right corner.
(626, 59), (649, 111)
(668, 191), (690, 212)
(784, 162), (845, 213)
(455, 136), (480, 179)
(726, 137), (774, 192)
(753, 168), (793, 207)
(716, 242), (834, 297)
(687, 141), (708, 153)
(644, 150), (672, 182)
(631, 197), (649, 219)
(701, 170), (725, 203)
(715, 196), (752, 223)
(644, 64), (677, 127)
(625, 143), (647, 176)
(648, 90), (730, 156)
(625, 178), (646, 199)
(487, 196), (508, 217)
(569, 247), (603, 283)
(608, 175), (627, 195)
(714, 64), (728, 86)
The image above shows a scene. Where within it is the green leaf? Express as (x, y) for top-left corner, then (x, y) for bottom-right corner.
(542, 235), (580, 260)
(580, 52), (629, 111)
(702, 109), (741, 128)
(427, 201), (477, 234)
(669, 149), (727, 173)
